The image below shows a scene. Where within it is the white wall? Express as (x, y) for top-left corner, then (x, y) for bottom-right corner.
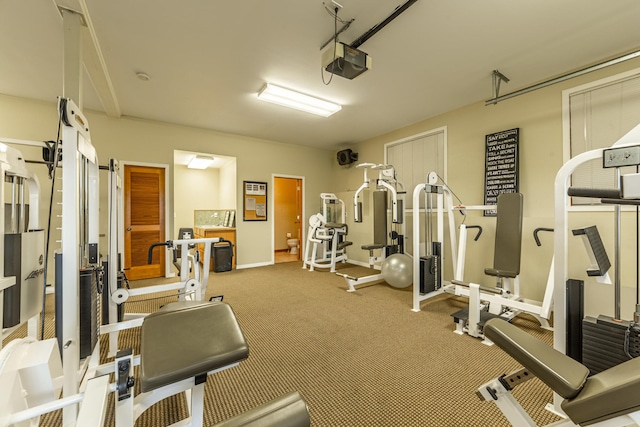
(219, 161), (237, 210)
(173, 164), (219, 236)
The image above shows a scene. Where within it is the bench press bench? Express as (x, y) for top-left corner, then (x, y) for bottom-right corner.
(478, 318), (640, 426)
(115, 301), (310, 427)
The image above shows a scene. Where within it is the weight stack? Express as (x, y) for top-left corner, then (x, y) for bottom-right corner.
(419, 256), (436, 294)
(582, 315), (640, 374)
(55, 254), (100, 360)
(419, 243), (441, 294)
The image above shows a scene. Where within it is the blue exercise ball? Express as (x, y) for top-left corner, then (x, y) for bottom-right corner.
(382, 253), (413, 288)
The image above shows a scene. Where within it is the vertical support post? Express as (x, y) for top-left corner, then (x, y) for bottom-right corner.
(61, 109), (81, 425)
(62, 9), (83, 109)
(412, 183), (425, 312)
(554, 147), (603, 413)
(456, 225), (467, 281)
(614, 168), (621, 319)
(107, 159), (120, 356)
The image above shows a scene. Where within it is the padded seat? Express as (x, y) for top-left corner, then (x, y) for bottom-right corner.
(484, 318), (588, 399)
(214, 392), (310, 427)
(337, 241), (353, 250)
(361, 243), (385, 250)
(140, 301), (249, 393)
(484, 318), (640, 425)
(562, 358), (640, 425)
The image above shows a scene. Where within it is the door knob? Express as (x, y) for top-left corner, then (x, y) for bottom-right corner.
(126, 227), (132, 231)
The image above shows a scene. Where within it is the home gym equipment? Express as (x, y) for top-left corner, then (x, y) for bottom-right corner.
(0, 141), (44, 349)
(337, 163), (407, 292)
(553, 122), (640, 413)
(560, 155), (640, 374)
(450, 192), (554, 341)
(0, 98), (311, 427)
(477, 318), (640, 427)
(411, 174), (554, 339)
(302, 193), (352, 272)
(100, 159), (226, 358)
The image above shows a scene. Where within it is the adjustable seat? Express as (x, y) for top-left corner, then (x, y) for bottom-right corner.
(483, 318), (640, 426)
(140, 301), (249, 393)
(214, 391), (310, 427)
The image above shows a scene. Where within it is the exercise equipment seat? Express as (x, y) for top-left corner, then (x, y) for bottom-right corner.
(484, 318), (640, 425)
(140, 301), (249, 393)
(214, 391), (310, 427)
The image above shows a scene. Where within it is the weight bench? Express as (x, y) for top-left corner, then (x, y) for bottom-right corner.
(115, 301), (310, 427)
(478, 318), (640, 426)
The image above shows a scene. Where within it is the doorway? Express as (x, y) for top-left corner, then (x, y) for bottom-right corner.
(123, 164), (166, 280)
(273, 176), (303, 263)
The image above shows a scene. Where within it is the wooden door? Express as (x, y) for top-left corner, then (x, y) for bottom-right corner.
(124, 165), (165, 280)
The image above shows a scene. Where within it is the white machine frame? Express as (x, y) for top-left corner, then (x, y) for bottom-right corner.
(0, 141), (42, 349)
(478, 367), (640, 427)
(339, 163), (405, 292)
(552, 122), (640, 413)
(302, 193), (350, 272)
(0, 99), (228, 427)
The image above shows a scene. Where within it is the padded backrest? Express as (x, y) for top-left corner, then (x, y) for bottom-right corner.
(175, 227), (194, 259)
(178, 227), (194, 240)
(487, 193), (523, 278)
(372, 190), (387, 246)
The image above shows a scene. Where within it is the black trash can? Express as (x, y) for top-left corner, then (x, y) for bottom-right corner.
(212, 241), (234, 272)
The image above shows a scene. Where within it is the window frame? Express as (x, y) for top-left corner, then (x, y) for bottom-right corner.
(562, 67), (640, 212)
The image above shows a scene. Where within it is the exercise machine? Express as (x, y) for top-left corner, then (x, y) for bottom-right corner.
(0, 141), (44, 349)
(478, 318), (640, 427)
(0, 99), (311, 427)
(101, 158), (226, 357)
(302, 193), (352, 272)
(411, 174), (554, 340)
(337, 163), (408, 292)
(552, 122), (640, 413)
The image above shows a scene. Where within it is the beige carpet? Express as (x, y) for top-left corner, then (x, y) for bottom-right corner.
(4, 261), (561, 426)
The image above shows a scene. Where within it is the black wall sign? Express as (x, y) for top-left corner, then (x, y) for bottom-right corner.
(484, 128), (519, 216)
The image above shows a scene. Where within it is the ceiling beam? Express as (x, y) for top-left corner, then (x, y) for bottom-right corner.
(53, 0), (121, 117)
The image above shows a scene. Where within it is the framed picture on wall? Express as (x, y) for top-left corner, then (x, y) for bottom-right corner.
(243, 181), (267, 221)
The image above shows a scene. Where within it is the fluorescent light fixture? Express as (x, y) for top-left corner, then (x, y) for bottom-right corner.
(187, 155), (215, 169)
(257, 83), (341, 117)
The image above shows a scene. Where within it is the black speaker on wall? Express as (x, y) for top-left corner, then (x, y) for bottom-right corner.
(337, 149), (358, 166)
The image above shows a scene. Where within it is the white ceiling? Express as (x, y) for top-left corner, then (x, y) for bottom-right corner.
(2, 1), (640, 151)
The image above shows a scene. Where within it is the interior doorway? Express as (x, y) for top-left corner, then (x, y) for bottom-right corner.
(123, 164), (166, 280)
(273, 176), (303, 264)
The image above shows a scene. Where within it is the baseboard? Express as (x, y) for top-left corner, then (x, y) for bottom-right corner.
(236, 261), (272, 270)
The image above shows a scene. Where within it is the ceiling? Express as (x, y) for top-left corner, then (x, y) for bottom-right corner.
(2, 1), (640, 152)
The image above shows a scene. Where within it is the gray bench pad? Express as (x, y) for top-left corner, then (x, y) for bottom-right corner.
(562, 356), (640, 425)
(214, 392), (310, 427)
(485, 318), (640, 425)
(140, 301), (249, 393)
(483, 318), (589, 399)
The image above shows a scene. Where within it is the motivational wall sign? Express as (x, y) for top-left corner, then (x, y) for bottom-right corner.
(484, 128), (519, 216)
